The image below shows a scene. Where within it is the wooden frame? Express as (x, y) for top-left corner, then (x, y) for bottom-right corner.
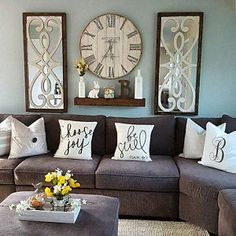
(154, 12), (204, 115)
(23, 12), (67, 112)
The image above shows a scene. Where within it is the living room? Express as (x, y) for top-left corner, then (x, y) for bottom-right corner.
(0, 0), (236, 235)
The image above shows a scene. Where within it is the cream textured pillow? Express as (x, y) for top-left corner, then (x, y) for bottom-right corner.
(9, 117), (48, 159)
(54, 120), (97, 160)
(180, 119), (226, 159)
(112, 123), (154, 162)
(199, 122), (236, 173)
(0, 116), (12, 156)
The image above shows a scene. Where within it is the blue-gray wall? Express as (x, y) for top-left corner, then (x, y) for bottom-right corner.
(0, 0), (235, 117)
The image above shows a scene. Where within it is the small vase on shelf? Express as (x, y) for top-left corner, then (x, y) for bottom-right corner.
(78, 76), (85, 98)
(134, 69), (143, 99)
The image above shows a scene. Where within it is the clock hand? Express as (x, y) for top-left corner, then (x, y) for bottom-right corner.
(101, 40), (114, 62)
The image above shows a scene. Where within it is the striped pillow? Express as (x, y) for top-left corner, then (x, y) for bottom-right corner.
(0, 116), (12, 156)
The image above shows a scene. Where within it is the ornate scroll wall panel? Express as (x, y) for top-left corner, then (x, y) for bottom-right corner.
(23, 13), (67, 112)
(155, 12), (203, 115)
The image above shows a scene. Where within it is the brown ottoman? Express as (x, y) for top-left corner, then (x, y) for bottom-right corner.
(218, 189), (236, 236)
(0, 191), (119, 236)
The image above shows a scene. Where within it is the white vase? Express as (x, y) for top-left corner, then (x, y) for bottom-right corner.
(78, 76), (85, 98)
(134, 69), (143, 99)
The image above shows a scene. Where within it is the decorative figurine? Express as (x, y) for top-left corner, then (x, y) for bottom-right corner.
(88, 81), (100, 98)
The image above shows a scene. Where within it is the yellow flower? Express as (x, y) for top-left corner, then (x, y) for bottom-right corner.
(75, 58), (88, 76)
(45, 173), (53, 182)
(45, 187), (53, 197)
(69, 178), (80, 188)
(61, 185), (71, 195)
(58, 175), (66, 185)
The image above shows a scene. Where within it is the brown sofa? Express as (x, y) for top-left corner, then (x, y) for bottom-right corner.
(0, 113), (236, 235)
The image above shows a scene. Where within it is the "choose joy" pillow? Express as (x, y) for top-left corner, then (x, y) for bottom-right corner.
(54, 120), (97, 160)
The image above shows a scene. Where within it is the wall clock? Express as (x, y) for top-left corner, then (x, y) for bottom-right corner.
(80, 13), (142, 79)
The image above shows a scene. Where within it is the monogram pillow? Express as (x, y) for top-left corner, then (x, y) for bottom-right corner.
(0, 116), (12, 156)
(9, 117), (48, 159)
(54, 120), (97, 160)
(180, 119), (226, 159)
(198, 122), (236, 173)
(112, 123), (154, 162)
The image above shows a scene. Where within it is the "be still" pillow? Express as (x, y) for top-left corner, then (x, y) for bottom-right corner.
(54, 120), (97, 160)
(112, 123), (154, 162)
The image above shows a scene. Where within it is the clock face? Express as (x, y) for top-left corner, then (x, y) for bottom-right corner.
(80, 13), (142, 79)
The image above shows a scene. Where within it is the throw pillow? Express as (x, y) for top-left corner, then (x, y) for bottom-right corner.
(112, 123), (154, 162)
(180, 118), (226, 159)
(0, 116), (12, 156)
(9, 117), (48, 159)
(54, 120), (97, 160)
(198, 122), (236, 173)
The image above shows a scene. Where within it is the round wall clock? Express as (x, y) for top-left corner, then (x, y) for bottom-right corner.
(80, 13), (142, 79)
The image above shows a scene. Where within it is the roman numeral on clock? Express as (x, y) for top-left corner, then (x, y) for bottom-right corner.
(127, 55), (138, 64)
(130, 43), (141, 50)
(127, 30), (138, 38)
(94, 63), (104, 75)
(84, 54), (96, 66)
(84, 30), (95, 38)
(81, 44), (92, 51)
(121, 64), (128, 74)
(120, 18), (127, 30)
(108, 66), (115, 78)
(93, 18), (104, 30)
(107, 15), (116, 28)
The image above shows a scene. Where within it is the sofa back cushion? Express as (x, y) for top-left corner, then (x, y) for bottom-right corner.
(0, 114), (40, 126)
(222, 114), (236, 133)
(106, 116), (175, 156)
(41, 114), (106, 155)
(175, 117), (222, 156)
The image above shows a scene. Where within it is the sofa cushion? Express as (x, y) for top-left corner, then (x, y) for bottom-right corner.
(175, 117), (222, 156)
(106, 116), (175, 156)
(175, 157), (236, 201)
(0, 114), (40, 126)
(222, 114), (236, 133)
(96, 155), (179, 192)
(41, 114), (106, 155)
(218, 189), (236, 236)
(14, 154), (102, 189)
(0, 156), (23, 184)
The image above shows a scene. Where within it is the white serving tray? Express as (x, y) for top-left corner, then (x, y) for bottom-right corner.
(18, 199), (81, 224)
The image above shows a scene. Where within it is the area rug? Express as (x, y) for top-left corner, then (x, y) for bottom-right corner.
(118, 219), (209, 236)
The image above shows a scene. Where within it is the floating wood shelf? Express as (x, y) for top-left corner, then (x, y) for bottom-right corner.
(74, 97), (145, 107)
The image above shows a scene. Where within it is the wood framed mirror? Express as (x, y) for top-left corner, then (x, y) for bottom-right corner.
(155, 12), (203, 115)
(23, 12), (67, 112)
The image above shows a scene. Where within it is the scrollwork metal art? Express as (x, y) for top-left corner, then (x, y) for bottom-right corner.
(23, 13), (67, 112)
(155, 12), (203, 115)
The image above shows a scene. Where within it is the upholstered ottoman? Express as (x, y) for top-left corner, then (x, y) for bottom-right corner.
(0, 191), (119, 236)
(218, 189), (236, 236)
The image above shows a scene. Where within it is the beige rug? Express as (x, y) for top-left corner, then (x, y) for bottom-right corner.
(118, 219), (210, 236)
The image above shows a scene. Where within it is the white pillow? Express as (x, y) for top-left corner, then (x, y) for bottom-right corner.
(180, 118), (226, 159)
(112, 123), (154, 162)
(0, 116), (12, 156)
(54, 120), (97, 160)
(9, 117), (48, 159)
(198, 122), (236, 173)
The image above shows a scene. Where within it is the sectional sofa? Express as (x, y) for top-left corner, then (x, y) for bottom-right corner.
(0, 113), (236, 235)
